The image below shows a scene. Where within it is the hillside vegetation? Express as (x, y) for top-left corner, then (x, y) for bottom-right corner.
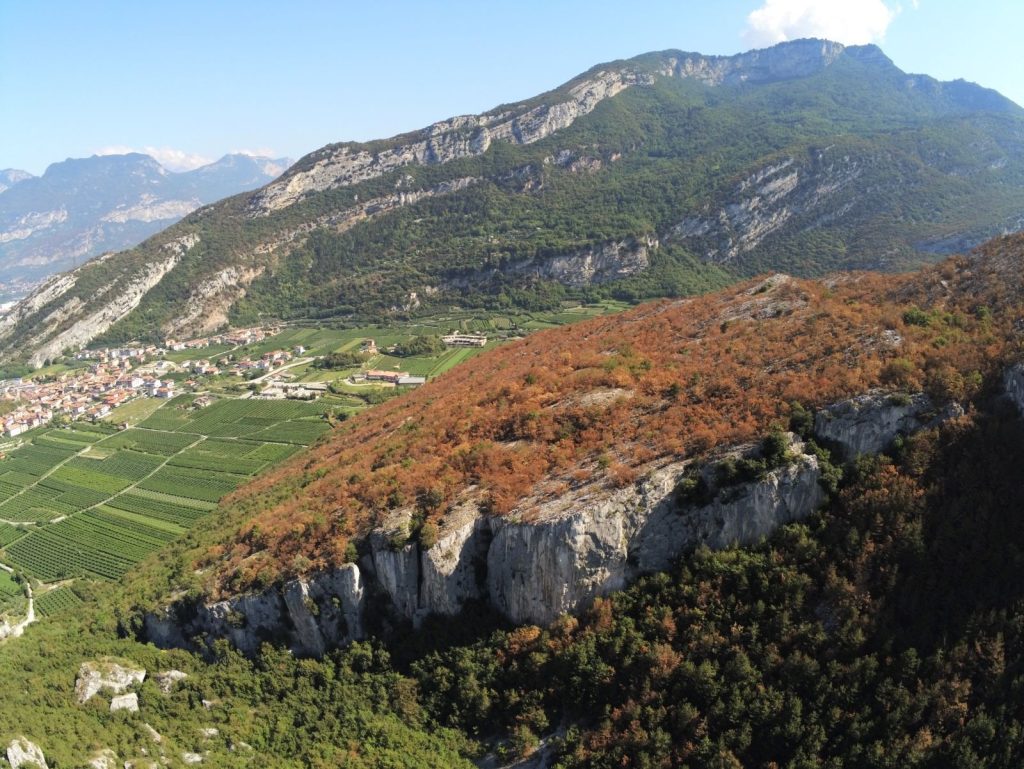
(0, 237), (1021, 766)
(162, 232), (1021, 597)
(3, 40), (1023, 365)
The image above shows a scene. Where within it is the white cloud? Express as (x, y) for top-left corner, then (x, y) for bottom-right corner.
(743, 0), (898, 47)
(230, 147), (280, 159)
(94, 145), (214, 172)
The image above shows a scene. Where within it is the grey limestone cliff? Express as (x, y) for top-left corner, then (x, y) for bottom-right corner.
(249, 41), (854, 215)
(144, 563), (365, 657)
(814, 390), (962, 458)
(669, 151), (865, 264)
(448, 237), (655, 290)
(147, 434), (828, 652)
(143, 386), (972, 655)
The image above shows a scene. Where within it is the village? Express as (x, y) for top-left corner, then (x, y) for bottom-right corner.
(2, 324), (492, 439)
(1, 326), (292, 438)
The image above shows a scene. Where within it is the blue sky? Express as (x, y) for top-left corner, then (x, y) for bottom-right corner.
(1, 0), (1022, 174)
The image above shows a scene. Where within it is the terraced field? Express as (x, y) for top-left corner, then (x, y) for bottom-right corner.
(0, 397), (327, 584)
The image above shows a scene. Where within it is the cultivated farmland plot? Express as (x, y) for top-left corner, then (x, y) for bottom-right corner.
(35, 586), (82, 617)
(0, 396), (330, 584)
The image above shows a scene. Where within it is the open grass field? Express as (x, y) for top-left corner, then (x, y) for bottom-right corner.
(0, 396), (329, 584)
(104, 395), (168, 426)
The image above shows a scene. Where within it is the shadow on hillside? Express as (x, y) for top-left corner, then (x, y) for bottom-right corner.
(886, 396), (1024, 651)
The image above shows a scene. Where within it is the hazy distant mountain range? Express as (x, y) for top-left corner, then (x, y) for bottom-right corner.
(0, 169), (34, 195)
(0, 153), (292, 299)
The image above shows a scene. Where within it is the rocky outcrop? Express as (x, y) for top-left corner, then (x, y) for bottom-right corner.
(144, 563), (365, 657)
(148, 435), (829, 649)
(487, 441), (825, 625)
(143, 379), (974, 654)
(814, 390), (962, 458)
(0, 234), (194, 368)
(669, 150), (864, 265)
(75, 660), (146, 704)
(6, 737), (48, 769)
(109, 693), (139, 713)
(655, 39), (847, 86)
(154, 669), (188, 694)
(450, 237), (654, 289)
(251, 41), (855, 215)
(1003, 364), (1024, 415)
(87, 749), (118, 769)
(250, 69), (645, 214)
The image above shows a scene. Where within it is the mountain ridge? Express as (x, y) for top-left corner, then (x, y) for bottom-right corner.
(0, 151), (292, 299)
(3, 38), (1023, 365)
(125, 231), (1024, 658)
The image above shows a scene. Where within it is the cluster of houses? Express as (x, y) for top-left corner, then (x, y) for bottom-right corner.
(351, 370), (426, 387)
(1, 367), (175, 438)
(441, 333), (487, 348)
(164, 326), (279, 352)
(220, 348), (299, 378)
(75, 345), (159, 364)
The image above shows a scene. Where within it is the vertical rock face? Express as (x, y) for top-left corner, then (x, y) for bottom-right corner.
(418, 502), (492, 616)
(282, 580), (327, 658)
(369, 509), (422, 621)
(629, 454), (825, 571)
(814, 390), (962, 458)
(487, 504), (630, 627)
(143, 386), (967, 653)
(486, 441), (825, 626)
(145, 564), (365, 657)
(149, 435), (828, 647)
(446, 237), (654, 291)
(1003, 364), (1024, 415)
(367, 502), (493, 625)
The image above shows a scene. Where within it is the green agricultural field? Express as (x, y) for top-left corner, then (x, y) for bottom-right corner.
(105, 396), (168, 426)
(0, 396), (333, 584)
(34, 585), (82, 617)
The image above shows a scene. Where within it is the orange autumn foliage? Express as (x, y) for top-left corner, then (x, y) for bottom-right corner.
(202, 235), (1024, 595)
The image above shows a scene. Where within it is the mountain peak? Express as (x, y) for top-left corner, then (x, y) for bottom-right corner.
(0, 169), (34, 195)
(4, 40), (1024, 364)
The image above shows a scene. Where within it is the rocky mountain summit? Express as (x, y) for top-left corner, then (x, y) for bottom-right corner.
(0, 152), (291, 292)
(2, 38), (1022, 366)
(0, 169), (33, 196)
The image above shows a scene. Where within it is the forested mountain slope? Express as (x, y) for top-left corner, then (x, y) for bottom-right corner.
(3, 38), (1023, 366)
(131, 232), (1022, 617)
(0, 234), (1022, 767)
